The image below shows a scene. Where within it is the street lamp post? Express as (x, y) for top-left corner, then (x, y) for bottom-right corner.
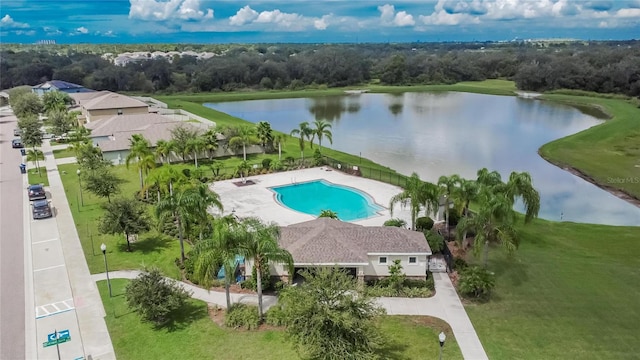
(101, 243), (112, 297)
(76, 169), (84, 207)
(438, 332), (446, 360)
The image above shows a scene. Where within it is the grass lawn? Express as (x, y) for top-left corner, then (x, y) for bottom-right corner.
(52, 147), (76, 159)
(57, 163), (185, 278)
(27, 168), (49, 186)
(98, 279), (463, 360)
(466, 219), (640, 359)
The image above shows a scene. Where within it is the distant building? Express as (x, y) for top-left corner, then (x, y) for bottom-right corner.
(32, 80), (93, 96)
(69, 91), (149, 124)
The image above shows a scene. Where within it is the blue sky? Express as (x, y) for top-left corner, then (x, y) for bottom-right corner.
(1, 0), (639, 44)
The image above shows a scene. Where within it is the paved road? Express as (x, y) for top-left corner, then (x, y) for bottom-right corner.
(0, 110), (26, 359)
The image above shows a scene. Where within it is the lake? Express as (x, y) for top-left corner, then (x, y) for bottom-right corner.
(205, 92), (640, 226)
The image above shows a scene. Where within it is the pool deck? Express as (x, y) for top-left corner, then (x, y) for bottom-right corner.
(211, 167), (415, 227)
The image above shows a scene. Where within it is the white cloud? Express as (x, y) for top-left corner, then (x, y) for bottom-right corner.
(0, 14), (29, 29)
(43, 26), (62, 35)
(229, 5), (259, 26)
(616, 8), (640, 17)
(76, 26), (89, 34)
(129, 0), (213, 21)
(378, 4), (415, 27)
(255, 9), (303, 28)
(314, 14), (332, 30)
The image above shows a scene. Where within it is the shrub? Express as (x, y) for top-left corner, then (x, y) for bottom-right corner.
(424, 230), (445, 253)
(383, 218), (407, 227)
(445, 211), (461, 226)
(270, 160), (283, 171)
(416, 217), (434, 231)
(264, 304), (288, 327)
(458, 266), (495, 299)
(453, 257), (468, 271)
(248, 260), (272, 291)
(225, 303), (260, 330)
(312, 148), (323, 166)
(261, 158), (272, 169)
(240, 278), (256, 290)
(125, 268), (192, 326)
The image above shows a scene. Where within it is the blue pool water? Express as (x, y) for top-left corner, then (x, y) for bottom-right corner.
(270, 180), (384, 221)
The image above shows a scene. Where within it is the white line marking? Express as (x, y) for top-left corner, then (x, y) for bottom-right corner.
(32, 238), (59, 245)
(35, 299), (75, 319)
(33, 264), (65, 272)
(51, 303), (60, 311)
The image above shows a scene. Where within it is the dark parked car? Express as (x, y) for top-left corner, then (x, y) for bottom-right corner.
(12, 138), (24, 148)
(32, 200), (52, 219)
(28, 184), (47, 201)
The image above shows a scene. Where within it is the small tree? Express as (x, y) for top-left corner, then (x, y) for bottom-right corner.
(48, 109), (75, 136)
(279, 267), (385, 360)
(99, 198), (151, 252)
(458, 266), (496, 299)
(84, 169), (125, 203)
(26, 149), (45, 176)
(11, 92), (42, 119)
(383, 218), (407, 228)
(387, 259), (406, 293)
(125, 268), (191, 326)
(424, 229), (445, 253)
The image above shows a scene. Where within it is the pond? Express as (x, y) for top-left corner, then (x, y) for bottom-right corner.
(205, 92), (640, 226)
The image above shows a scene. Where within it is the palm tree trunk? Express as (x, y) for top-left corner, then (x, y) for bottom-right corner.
(157, 190), (161, 203)
(256, 260), (264, 321)
(138, 165), (144, 191)
(278, 143), (282, 160)
(194, 150), (198, 168)
(125, 231), (131, 252)
(243, 144), (247, 161)
(177, 215), (185, 264)
(224, 276), (231, 309)
(483, 240), (489, 268)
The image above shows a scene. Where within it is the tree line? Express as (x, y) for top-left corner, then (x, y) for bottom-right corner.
(2, 41), (639, 96)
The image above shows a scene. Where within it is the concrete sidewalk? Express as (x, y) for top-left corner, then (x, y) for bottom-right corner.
(93, 270), (487, 360)
(36, 141), (116, 360)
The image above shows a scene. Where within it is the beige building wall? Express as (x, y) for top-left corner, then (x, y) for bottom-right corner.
(364, 254), (428, 277)
(85, 106), (148, 123)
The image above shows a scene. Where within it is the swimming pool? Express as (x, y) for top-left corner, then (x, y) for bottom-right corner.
(270, 179), (384, 221)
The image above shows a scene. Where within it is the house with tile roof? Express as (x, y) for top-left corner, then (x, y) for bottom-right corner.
(69, 91), (149, 124)
(245, 217), (432, 282)
(32, 80), (94, 96)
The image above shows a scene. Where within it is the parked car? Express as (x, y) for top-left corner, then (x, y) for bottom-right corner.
(13, 128), (22, 136)
(32, 200), (52, 219)
(12, 138), (24, 148)
(28, 184), (47, 201)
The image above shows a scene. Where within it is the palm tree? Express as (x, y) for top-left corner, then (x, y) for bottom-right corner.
(146, 165), (187, 200)
(290, 122), (312, 160)
(319, 209), (339, 219)
(312, 119), (333, 151)
(456, 193), (517, 268)
(187, 136), (205, 168)
(389, 173), (439, 231)
(236, 161), (251, 183)
(192, 218), (240, 310)
(256, 121), (274, 152)
(126, 134), (153, 191)
(155, 185), (201, 264)
(228, 125), (257, 161)
(236, 217), (293, 321)
(438, 174), (462, 239)
(154, 139), (176, 164)
(201, 129), (219, 161)
(189, 182), (224, 240)
(455, 178), (479, 217)
(503, 171), (540, 224)
(272, 133), (286, 160)
(26, 149), (44, 176)
(476, 168), (502, 189)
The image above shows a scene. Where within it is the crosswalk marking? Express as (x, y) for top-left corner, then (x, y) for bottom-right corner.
(35, 298), (75, 319)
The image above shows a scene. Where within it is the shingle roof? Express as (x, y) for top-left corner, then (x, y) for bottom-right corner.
(280, 218), (431, 264)
(32, 80), (84, 90)
(81, 91), (148, 110)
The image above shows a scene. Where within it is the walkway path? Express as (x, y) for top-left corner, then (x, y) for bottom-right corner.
(92, 271), (488, 360)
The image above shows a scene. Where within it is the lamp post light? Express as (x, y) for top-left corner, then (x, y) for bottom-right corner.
(100, 243), (112, 297)
(438, 332), (446, 360)
(76, 169), (84, 207)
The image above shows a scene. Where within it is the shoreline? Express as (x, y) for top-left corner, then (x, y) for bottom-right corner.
(539, 154), (640, 209)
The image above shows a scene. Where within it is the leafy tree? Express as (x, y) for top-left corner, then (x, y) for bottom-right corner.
(236, 218), (293, 321)
(387, 259), (406, 293)
(383, 218), (406, 228)
(125, 268), (191, 326)
(42, 91), (71, 114)
(290, 121), (312, 160)
(84, 169), (125, 203)
(17, 114), (43, 149)
(312, 119), (333, 151)
(228, 125), (258, 161)
(389, 173), (439, 231)
(170, 125), (200, 161)
(458, 266), (495, 299)
(11, 92), (42, 119)
(279, 267), (385, 360)
(318, 209), (339, 219)
(126, 134), (153, 192)
(99, 198), (151, 252)
(255, 121), (274, 151)
(48, 109), (75, 136)
(424, 229), (445, 253)
(26, 149), (45, 176)
(76, 143), (110, 174)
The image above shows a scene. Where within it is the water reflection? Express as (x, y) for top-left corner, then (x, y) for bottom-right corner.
(205, 92), (640, 226)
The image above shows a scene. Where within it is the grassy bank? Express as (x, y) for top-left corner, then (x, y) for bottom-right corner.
(538, 94), (640, 201)
(52, 147), (75, 159)
(98, 279), (463, 360)
(467, 219), (640, 359)
(27, 168), (49, 186)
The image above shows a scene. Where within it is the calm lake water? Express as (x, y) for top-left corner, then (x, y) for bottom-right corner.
(205, 92), (640, 226)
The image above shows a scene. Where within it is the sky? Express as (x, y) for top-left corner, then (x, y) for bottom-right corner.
(1, 0), (639, 44)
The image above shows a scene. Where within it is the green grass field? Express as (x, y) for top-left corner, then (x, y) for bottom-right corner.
(52, 147), (76, 159)
(27, 168), (49, 186)
(98, 279), (463, 360)
(467, 219), (640, 359)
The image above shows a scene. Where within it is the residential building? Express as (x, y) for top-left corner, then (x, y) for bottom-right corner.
(32, 80), (93, 96)
(69, 91), (149, 124)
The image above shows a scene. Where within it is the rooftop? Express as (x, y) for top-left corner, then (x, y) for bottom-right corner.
(80, 91), (148, 110)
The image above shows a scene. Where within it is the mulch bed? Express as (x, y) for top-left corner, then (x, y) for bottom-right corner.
(233, 180), (256, 187)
